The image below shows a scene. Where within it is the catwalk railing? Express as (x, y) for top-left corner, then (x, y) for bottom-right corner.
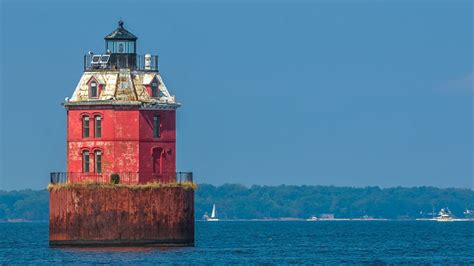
(83, 54), (158, 71)
(50, 172), (193, 185)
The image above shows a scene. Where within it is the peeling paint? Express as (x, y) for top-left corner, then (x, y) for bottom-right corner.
(68, 70), (177, 105)
(67, 108), (176, 183)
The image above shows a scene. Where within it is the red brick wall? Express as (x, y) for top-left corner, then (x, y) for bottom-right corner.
(66, 107), (176, 183)
(49, 186), (194, 246)
(138, 110), (176, 182)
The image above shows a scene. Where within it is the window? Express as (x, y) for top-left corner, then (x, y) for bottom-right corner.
(83, 116), (90, 138)
(151, 80), (159, 97)
(83, 151), (90, 173)
(153, 115), (160, 138)
(94, 116), (102, 138)
(90, 81), (98, 98)
(95, 151), (102, 173)
(106, 41), (135, 53)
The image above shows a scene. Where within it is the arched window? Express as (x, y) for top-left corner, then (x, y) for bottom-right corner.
(82, 116), (90, 138)
(82, 151), (90, 173)
(90, 81), (98, 98)
(94, 115), (102, 138)
(95, 150), (102, 173)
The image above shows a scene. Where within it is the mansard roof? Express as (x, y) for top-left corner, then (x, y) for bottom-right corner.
(64, 69), (179, 109)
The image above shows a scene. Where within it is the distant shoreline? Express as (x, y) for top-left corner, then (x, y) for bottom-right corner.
(2, 185), (473, 222)
(0, 219), (48, 223)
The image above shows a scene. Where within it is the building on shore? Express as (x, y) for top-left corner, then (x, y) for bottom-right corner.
(320, 213), (335, 220)
(49, 21), (194, 247)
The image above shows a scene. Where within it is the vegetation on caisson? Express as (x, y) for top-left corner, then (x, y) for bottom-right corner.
(47, 181), (197, 191)
(0, 184), (473, 221)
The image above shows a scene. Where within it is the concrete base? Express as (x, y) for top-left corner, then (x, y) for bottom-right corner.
(49, 186), (194, 247)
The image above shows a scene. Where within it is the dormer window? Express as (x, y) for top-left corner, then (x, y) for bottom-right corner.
(147, 77), (164, 98)
(90, 81), (98, 98)
(88, 78), (103, 99)
(151, 80), (159, 97)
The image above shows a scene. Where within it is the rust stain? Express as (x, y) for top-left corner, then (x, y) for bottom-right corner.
(49, 187), (194, 246)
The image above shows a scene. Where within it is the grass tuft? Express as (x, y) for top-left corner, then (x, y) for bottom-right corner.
(48, 181), (197, 191)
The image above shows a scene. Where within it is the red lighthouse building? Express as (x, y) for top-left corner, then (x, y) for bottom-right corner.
(49, 21), (194, 247)
(65, 21), (180, 184)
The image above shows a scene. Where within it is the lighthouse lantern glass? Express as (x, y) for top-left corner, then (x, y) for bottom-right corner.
(106, 40), (135, 54)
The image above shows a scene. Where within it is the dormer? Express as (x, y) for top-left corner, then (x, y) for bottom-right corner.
(146, 76), (162, 98)
(87, 77), (103, 99)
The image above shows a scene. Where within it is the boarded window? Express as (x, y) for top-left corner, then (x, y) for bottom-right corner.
(95, 116), (102, 138)
(83, 151), (90, 173)
(83, 116), (90, 138)
(152, 148), (162, 175)
(95, 151), (102, 173)
(153, 115), (160, 138)
(90, 81), (98, 98)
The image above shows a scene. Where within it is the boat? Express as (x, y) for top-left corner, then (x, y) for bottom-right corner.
(464, 209), (473, 217)
(436, 208), (454, 222)
(206, 204), (219, 221)
(306, 215), (318, 221)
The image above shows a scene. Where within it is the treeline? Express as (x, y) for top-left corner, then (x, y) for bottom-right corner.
(195, 184), (474, 219)
(0, 189), (49, 221)
(0, 185), (473, 221)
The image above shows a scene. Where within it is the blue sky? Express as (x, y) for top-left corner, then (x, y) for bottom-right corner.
(0, 0), (472, 190)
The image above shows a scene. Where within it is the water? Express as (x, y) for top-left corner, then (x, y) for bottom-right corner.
(1, 221), (473, 264)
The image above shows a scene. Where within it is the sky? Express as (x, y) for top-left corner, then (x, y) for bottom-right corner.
(0, 0), (472, 190)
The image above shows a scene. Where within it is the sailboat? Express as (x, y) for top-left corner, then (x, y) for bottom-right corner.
(207, 204), (219, 221)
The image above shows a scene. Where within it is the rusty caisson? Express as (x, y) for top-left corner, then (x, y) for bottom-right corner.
(49, 21), (194, 247)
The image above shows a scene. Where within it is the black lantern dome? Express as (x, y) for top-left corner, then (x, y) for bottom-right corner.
(105, 20), (137, 54)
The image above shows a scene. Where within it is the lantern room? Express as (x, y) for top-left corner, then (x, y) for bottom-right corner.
(105, 20), (137, 54)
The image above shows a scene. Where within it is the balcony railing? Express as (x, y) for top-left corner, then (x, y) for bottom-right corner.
(50, 172), (193, 185)
(83, 54), (158, 71)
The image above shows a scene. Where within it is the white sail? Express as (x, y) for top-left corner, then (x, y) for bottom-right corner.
(206, 203), (219, 221)
(211, 204), (217, 219)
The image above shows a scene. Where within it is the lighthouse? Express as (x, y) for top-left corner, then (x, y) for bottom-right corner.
(49, 21), (194, 247)
(65, 20), (180, 184)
